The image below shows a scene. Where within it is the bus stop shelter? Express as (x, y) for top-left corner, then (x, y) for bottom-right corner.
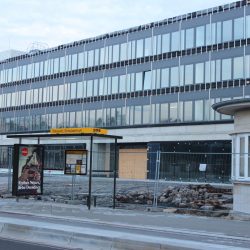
(7, 128), (123, 210)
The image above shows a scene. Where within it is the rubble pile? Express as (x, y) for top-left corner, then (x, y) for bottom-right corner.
(116, 184), (233, 211)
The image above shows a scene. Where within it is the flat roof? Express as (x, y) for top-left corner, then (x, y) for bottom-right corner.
(212, 98), (250, 115)
(6, 132), (123, 140)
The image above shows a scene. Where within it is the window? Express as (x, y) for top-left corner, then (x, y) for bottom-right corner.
(66, 55), (71, 72)
(58, 56), (65, 73)
(100, 48), (105, 65)
(194, 100), (203, 121)
(27, 64), (32, 79)
(144, 37), (152, 56)
(160, 103), (168, 123)
(162, 34), (170, 53)
(119, 75), (126, 93)
(21, 91), (25, 105)
(107, 77), (111, 95)
(135, 72), (143, 91)
(171, 31), (179, 51)
(58, 85), (64, 100)
(69, 112), (76, 128)
(52, 85), (58, 101)
(184, 101), (193, 121)
(51, 113), (57, 128)
(234, 57), (244, 79)
(169, 102), (178, 122)
(93, 79), (99, 96)
(136, 39), (144, 58)
(204, 99), (210, 121)
(180, 30), (185, 50)
(70, 82), (76, 99)
(130, 41), (136, 59)
(153, 35), (161, 55)
(87, 50), (94, 67)
(246, 15), (250, 38)
(205, 61), (210, 83)
(142, 105), (151, 124)
(161, 68), (169, 88)
(185, 64), (193, 85)
(34, 62), (40, 77)
(143, 71), (151, 90)
(157, 35), (162, 54)
(120, 43), (127, 61)
(206, 23), (211, 45)
(72, 54), (78, 70)
(196, 26), (205, 47)
(195, 63), (204, 84)
(216, 22), (222, 43)
(89, 110), (95, 127)
(86, 80), (93, 97)
(78, 53), (84, 69)
(99, 78), (104, 96)
(222, 20), (232, 42)
(186, 28), (194, 49)
(222, 58), (232, 80)
(245, 55), (250, 78)
(64, 84), (69, 100)
(216, 60), (221, 82)
(179, 65), (184, 86)
(112, 44), (119, 62)
(170, 66), (179, 87)
(234, 17), (244, 40)
(33, 89), (38, 104)
(76, 82), (83, 98)
(96, 109), (103, 126)
(111, 76), (119, 94)
(94, 49), (99, 65)
(240, 137), (245, 177)
(134, 106), (142, 125)
(153, 69), (161, 89)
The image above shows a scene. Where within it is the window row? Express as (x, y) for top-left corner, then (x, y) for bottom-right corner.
(1, 97), (235, 133)
(1, 16), (250, 84)
(0, 55), (249, 108)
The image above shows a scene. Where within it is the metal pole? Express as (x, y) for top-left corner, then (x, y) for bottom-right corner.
(71, 174), (75, 201)
(7, 147), (12, 193)
(113, 138), (117, 209)
(16, 138), (22, 202)
(88, 136), (93, 210)
(153, 150), (160, 208)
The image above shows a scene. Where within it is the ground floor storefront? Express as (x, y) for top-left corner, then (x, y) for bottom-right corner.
(0, 139), (231, 183)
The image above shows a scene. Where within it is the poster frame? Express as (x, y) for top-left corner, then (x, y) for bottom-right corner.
(12, 144), (44, 196)
(64, 149), (88, 175)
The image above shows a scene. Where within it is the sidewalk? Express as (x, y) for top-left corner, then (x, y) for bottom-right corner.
(0, 198), (249, 249)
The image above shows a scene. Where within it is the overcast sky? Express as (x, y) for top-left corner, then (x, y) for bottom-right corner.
(0, 0), (232, 52)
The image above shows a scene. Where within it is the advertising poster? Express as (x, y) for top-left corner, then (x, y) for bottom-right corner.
(65, 150), (87, 175)
(12, 144), (44, 196)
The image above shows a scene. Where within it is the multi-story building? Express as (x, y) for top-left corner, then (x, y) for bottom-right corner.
(1, 0), (249, 182)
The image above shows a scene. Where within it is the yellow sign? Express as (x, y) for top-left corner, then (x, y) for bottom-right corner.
(50, 128), (108, 135)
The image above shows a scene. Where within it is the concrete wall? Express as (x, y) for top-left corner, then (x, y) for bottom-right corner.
(234, 110), (250, 133)
(233, 182), (250, 214)
(110, 123), (233, 143)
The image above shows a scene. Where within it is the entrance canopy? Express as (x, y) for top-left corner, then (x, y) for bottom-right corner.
(6, 128), (122, 141)
(7, 128), (123, 210)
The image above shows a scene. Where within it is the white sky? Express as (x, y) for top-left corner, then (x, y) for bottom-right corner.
(0, 0), (232, 52)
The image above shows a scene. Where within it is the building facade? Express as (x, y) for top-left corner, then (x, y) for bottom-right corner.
(1, 0), (249, 182)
